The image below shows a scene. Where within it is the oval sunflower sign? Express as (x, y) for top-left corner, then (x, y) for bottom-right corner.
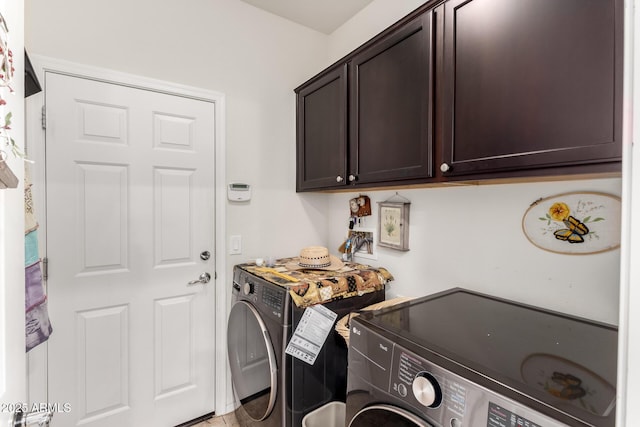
(522, 192), (621, 255)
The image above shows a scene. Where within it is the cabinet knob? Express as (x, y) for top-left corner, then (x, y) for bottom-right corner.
(336, 176), (344, 183)
(440, 163), (451, 173)
(348, 174), (357, 182)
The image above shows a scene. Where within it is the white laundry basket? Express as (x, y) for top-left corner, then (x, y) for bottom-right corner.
(302, 401), (346, 427)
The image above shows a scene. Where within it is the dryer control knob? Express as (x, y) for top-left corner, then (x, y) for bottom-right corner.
(412, 372), (442, 408)
(243, 282), (254, 295)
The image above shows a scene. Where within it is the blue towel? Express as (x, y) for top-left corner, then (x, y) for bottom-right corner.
(25, 230), (39, 266)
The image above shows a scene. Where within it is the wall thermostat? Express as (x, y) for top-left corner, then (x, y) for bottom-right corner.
(228, 183), (251, 201)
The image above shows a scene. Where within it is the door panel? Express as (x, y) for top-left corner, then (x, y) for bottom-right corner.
(154, 168), (195, 265)
(154, 295), (196, 398)
(45, 72), (216, 427)
(77, 162), (128, 273)
(296, 65), (348, 191)
(349, 12), (433, 184)
(76, 305), (129, 422)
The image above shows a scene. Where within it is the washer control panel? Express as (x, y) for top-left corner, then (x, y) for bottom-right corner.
(232, 267), (288, 322)
(389, 344), (466, 424)
(348, 317), (569, 427)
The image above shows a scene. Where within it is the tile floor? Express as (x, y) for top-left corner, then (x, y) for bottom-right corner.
(193, 412), (239, 427)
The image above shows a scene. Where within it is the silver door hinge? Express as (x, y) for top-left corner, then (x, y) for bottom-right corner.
(42, 257), (48, 281)
(41, 105), (46, 129)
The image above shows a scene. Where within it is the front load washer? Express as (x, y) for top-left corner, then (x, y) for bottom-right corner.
(346, 288), (617, 427)
(227, 264), (385, 427)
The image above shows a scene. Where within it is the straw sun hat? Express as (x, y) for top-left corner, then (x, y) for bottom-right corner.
(285, 246), (344, 271)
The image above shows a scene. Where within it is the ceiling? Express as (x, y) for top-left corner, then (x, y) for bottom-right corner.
(239, 0), (374, 34)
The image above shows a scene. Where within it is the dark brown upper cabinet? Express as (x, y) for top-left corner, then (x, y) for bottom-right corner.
(439, 0), (623, 178)
(295, 0), (622, 191)
(349, 12), (433, 186)
(295, 11), (434, 192)
(296, 65), (348, 191)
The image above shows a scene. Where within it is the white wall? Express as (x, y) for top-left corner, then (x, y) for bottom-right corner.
(0, 0), (26, 414)
(328, 0), (428, 63)
(328, 180), (621, 324)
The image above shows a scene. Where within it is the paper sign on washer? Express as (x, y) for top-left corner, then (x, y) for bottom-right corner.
(285, 304), (338, 365)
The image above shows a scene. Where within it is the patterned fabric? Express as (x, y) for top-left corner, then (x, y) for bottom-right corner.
(25, 261), (45, 312)
(239, 258), (394, 308)
(24, 166), (52, 352)
(26, 302), (53, 352)
(24, 178), (39, 233)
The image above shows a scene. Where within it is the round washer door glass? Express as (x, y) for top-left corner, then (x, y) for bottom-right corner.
(227, 300), (278, 421)
(349, 404), (432, 427)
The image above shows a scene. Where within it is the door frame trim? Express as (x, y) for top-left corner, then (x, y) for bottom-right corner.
(26, 55), (229, 415)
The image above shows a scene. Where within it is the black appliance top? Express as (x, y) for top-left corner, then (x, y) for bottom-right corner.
(357, 288), (618, 426)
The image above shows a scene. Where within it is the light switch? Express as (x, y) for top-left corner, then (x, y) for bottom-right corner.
(230, 235), (242, 255)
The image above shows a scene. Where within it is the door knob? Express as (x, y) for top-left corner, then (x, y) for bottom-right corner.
(187, 272), (211, 286)
(12, 407), (53, 426)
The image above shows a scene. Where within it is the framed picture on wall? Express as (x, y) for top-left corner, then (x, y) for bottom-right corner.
(378, 201), (410, 251)
(347, 227), (377, 260)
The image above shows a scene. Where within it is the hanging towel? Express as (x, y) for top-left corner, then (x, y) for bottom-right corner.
(26, 300), (53, 352)
(25, 229), (39, 266)
(24, 166), (52, 352)
(25, 260), (46, 311)
(24, 176), (38, 233)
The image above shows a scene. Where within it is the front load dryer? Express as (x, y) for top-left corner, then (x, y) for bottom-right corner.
(227, 264), (385, 426)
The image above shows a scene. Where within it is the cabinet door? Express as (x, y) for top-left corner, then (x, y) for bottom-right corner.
(349, 11), (434, 186)
(296, 65), (348, 191)
(441, 0), (622, 177)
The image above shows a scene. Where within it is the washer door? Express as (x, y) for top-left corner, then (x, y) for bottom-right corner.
(227, 301), (278, 421)
(348, 404), (432, 427)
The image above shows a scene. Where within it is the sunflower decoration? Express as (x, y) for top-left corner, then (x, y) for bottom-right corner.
(549, 202), (570, 221)
(540, 201), (602, 244)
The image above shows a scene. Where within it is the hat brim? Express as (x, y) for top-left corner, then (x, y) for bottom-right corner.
(284, 255), (344, 271)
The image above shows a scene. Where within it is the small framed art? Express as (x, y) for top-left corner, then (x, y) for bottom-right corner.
(347, 227), (377, 260)
(378, 201), (410, 251)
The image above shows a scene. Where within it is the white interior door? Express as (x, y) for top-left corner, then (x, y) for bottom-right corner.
(44, 71), (216, 427)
